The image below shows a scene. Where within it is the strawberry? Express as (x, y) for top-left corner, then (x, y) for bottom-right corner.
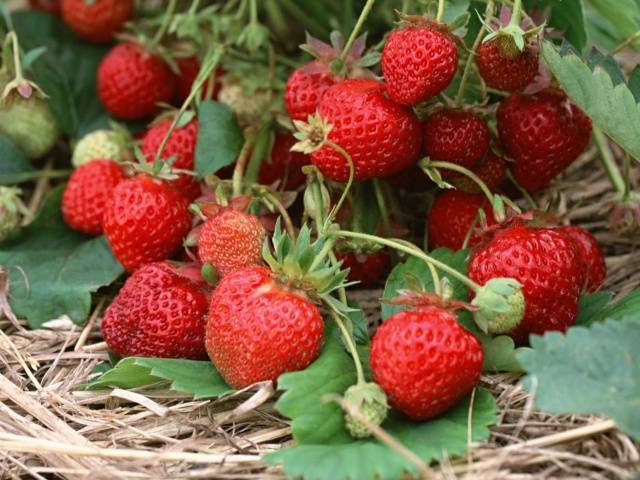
(141, 117), (200, 200)
(205, 265), (323, 388)
(497, 88), (592, 192)
(428, 190), (496, 251)
(468, 224), (583, 344)
(197, 209), (266, 277)
(102, 261), (209, 359)
(476, 38), (539, 93)
(311, 79), (421, 182)
(61, 0), (134, 44)
(98, 43), (176, 120)
(62, 159), (126, 235)
(258, 133), (310, 190)
(370, 303), (483, 420)
(558, 226), (606, 293)
(0, 187), (26, 242)
(381, 23), (458, 105)
(336, 250), (390, 287)
(72, 128), (131, 167)
(285, 61), (337, 121)
(175, 56), (223, 104)
(28, 0), (60, 14)
(423, 109), (490, 178)
(103, 174), (192, 272)
(451, 152), (507, 193)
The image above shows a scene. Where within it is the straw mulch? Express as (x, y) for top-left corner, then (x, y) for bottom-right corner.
(1, 144), (640, 480)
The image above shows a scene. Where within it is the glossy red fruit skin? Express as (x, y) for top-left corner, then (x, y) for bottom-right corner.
(497, 88), (592, 192)
(452, 152), (507, 193)
(28, 0), (60, 14)
(371, 307), (483, 421)
(102, 262), (209, 359)
(381, 27), (458, 105)
(285, 61), (337, 121)
(337, 250), (391, 287)
(62, 159), (126, 235)
(428, 190), (496, 251)
(98, 43), (176, 120)
(175, 56), (223, 104)
(103, 175), (192, 272)
(258, 133), (310, 190)
(312, 79), (422, 182)
(558, 226), (606, 293)
(476, 39), (539, 93)
(198, 209), (266, 277)
(206, 265), (324, 389)
(468, 225), (583, 344)
(423, 109), (490, 178)
(61, 0), (133, 43)
(141, 118), (200, 200)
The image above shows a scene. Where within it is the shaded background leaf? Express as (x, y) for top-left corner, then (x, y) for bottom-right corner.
(195, 101), (244, 176)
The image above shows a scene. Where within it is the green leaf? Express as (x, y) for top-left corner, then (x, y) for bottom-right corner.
(542, 42), (640, 161)
(0, 135), (35, 184)
(13, 11), (110, 139)
(526, 0), (587, 51)
(267, 388), (496, 480)
(0, 187), (123, 328)
(480, 334), (527, 373)
(87, 357), (233, 399)
(574, 291), (614, 326)
(629, 66), (640, 103)
(587, 289), (640, 325)
(381, 248), (469, 320)
(587, 0), (640, 49)
(195, 101), (244, 176)
(518, 318), (640, 439)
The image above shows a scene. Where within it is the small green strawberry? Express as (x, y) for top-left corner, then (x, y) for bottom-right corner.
(72, 127), (132, 167)
(343, 382), (389, 439)
(0, 187), (26, 242)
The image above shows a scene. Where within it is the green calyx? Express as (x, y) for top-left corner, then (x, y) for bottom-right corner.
(472, 277), (525, 334)
(263, 220), (353, 307)
(343, 382), (389, 439)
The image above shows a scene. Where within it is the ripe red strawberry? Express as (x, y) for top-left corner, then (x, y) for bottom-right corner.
(476, 38), (539, 93)
(558, 226), (606, 293)
(175, 56), (223, 104)
(103, 174), (192, 272)
(62, 159), (126, 235)
(285, 62), (337, 121)
(98, 43), (176, 120)
(428, 190), (496, 251)
(61, 0), (133, 44)
(258, 133), (310, 190)
(206, 265), (324, 388)
(141, 117), (200, 200)
(198, 209), (266, 277)
(468, 224), (583, 344)
(423, 109), (490, 178)
(381, 24), (458, 105)
(451, 152), (507, 193)
(336, 250), (390, 287)
(371, 305), (483, 420)
(102, 261), (209, 359)
(497, 88), (592, 192)
(28, 0), (60, 14)
(312, 79), (421, 182)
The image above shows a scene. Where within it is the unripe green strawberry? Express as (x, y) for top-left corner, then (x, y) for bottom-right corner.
(0, 89), (60, 159)
(72, 129), (131, 167)
(0, 187), (25, 242)
(218, 81), (270, 126)
(343, 382), (389, 439)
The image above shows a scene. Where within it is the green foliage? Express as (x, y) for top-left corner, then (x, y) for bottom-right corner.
(0, 135), (35, 184)
(195, 101), (245, 176)
(518, 318), (640, 439)
(13, 11), (109, 139)
(587, 0), (640, 49)
(586, 289), (640, 325)
(268, 332), (497, 480)
(575, 291), (614, 326)
(0, 188), (123, 328)
(542, 42), (640, 161)
(525, 0), (587, 51)
(87, 357), (233, 399)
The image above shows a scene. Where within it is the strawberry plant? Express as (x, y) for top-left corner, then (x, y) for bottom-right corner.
(1, 0), (640, 479)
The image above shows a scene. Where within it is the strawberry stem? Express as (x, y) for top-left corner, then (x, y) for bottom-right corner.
(150, 0), (178, 49)
(593, 127), (627, 199)
(326, 307), (366, 385)
(508, 0), (522, 28)
(436, 0), (446, 23)
(505, 170), (538, 209)
(337, 0), (376, 66)
(232, 133), (256, 197)
(423, 160), (494, 204)
(372, 179), (393, 239)
(455, 0), (494, 107)
(324, 140), (355, 231)
(332, 230), (481, 292)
